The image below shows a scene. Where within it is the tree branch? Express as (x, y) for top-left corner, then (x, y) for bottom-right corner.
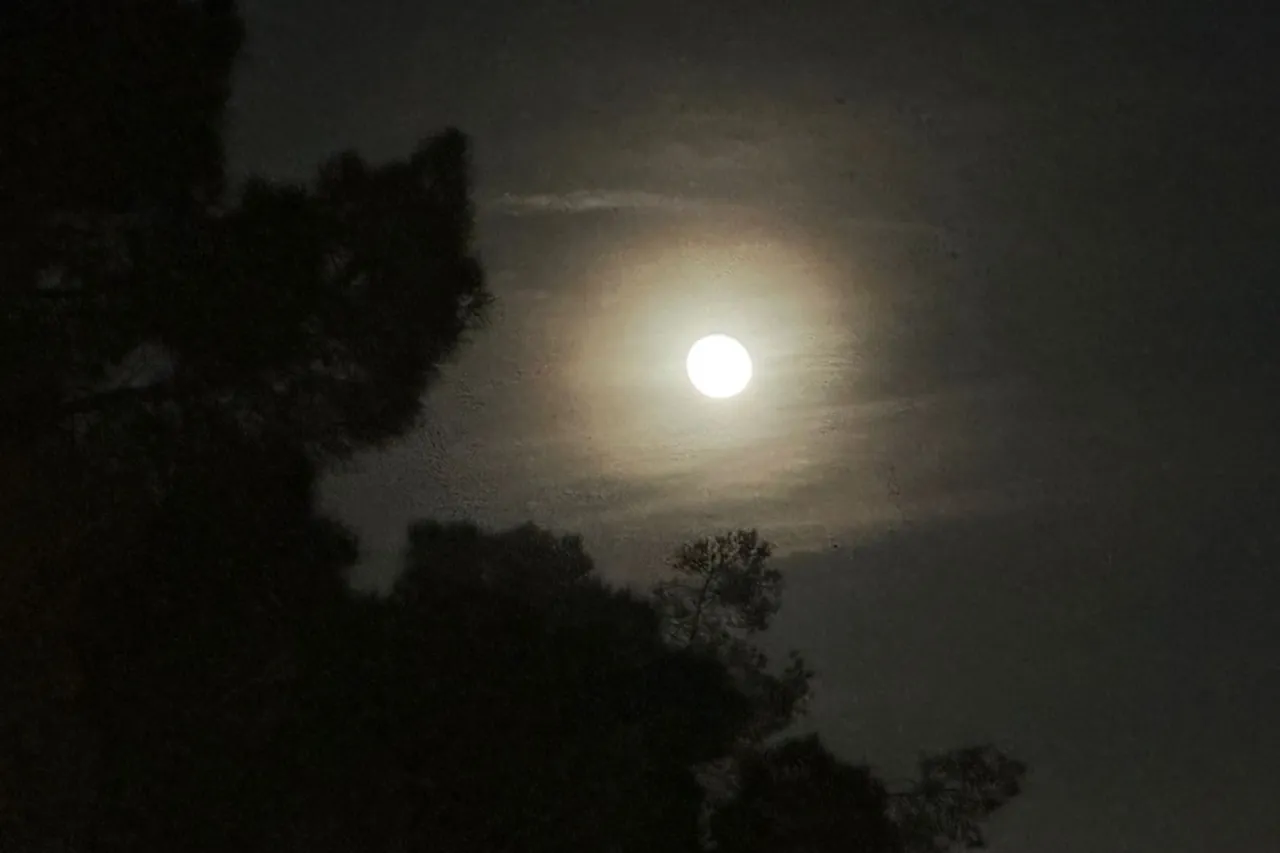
(686, 565), (716, 647)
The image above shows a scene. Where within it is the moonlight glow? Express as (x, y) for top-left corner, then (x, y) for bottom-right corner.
(686, 334), (753, 398)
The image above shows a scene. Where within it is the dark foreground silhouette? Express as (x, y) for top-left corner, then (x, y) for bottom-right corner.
(1, 3), (1024, 851)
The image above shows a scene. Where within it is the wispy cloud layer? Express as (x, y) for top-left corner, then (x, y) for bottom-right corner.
(483, 189), (948, 235)
(485, 190), (711, 215)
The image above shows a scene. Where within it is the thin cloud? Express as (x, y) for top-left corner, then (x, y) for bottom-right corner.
(485, 190), (710, 215)
(483, 189), (950, 236)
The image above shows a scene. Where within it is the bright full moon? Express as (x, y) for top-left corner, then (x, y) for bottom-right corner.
(686, 334), (753, 399)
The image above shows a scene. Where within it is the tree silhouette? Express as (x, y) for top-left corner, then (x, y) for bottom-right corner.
(709, 734), (1028, 853)
(655, 533), (1026, 851)
(710, 734), (902, 853)
(0, 0), (243, 220)
(708, 735), (1028, 853)
(655, 528), (781, 648)
(890, 745), (1029, 851)
(1, 0), (489, 472)
(272, 520), (751, 853)
(653, 527), (817, 836)
(1, 435), (351, 851)
(0, 3), (486, 849)
(400, 519), (595, 609)
(654, 529), (814, 743)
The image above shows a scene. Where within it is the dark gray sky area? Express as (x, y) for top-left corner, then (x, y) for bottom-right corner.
(231, 2), (1278, 850)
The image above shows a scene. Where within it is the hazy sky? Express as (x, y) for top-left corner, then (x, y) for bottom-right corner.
(231, 2), (1278, 849)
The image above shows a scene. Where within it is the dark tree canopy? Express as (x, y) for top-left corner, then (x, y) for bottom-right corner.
(7, 512), (755, 853)
(4, 502), (1026, 853)
(0, 0), (243, 218)
(1, 0), (489, 472)
(400, 519), (595, 608)
(2, 436), (359, 852)
(386, 523), (752, 852)
(892, 745), (1029, 851)
(654, 529), (815, 749)
(710, 734), (902, 853)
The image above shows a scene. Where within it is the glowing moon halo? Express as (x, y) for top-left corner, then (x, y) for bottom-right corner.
(686, 334), (753, 398)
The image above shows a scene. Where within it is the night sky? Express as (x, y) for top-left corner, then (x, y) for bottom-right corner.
(230, 2), (1278, 849)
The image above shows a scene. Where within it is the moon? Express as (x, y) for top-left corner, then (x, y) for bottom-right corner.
(686, 334), (753, 398)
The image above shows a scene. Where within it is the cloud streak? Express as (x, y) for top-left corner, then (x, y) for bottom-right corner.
(484, 189), (712, 215)
(483, 189), (949, 235)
